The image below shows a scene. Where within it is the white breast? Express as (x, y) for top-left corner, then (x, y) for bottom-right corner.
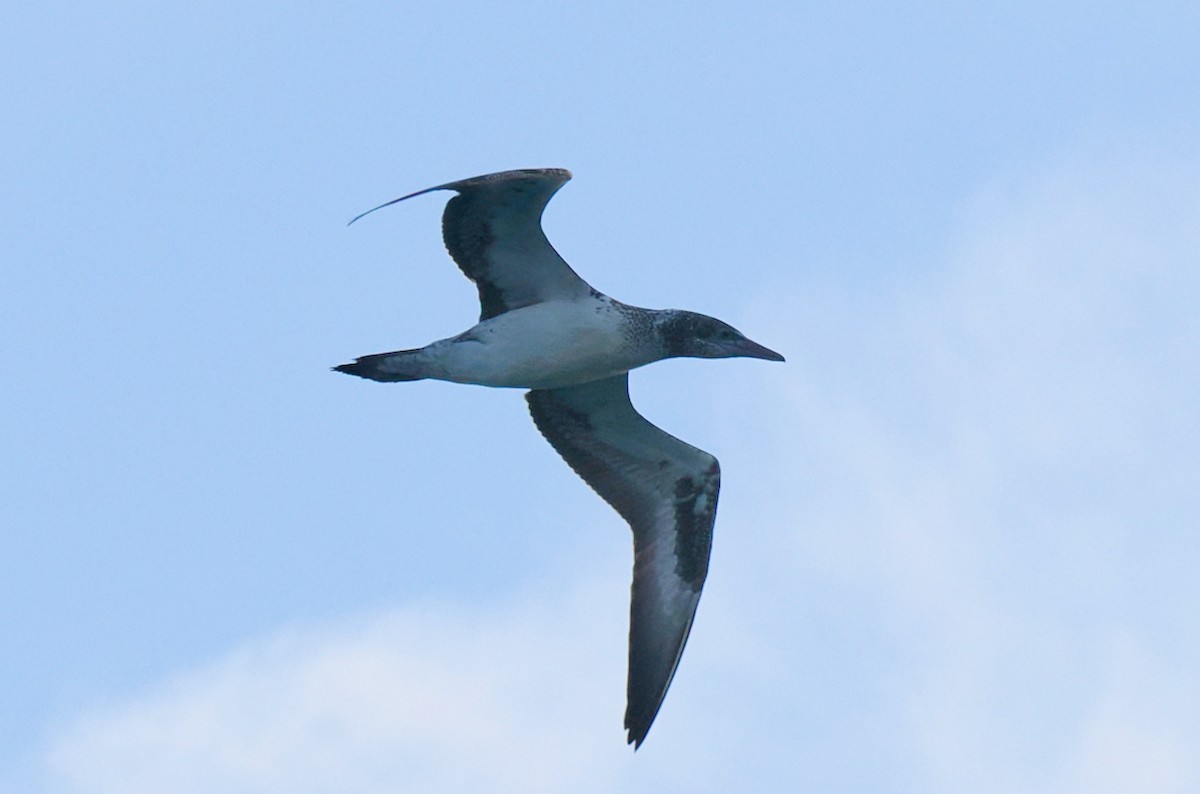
(428, 298), (652, 389)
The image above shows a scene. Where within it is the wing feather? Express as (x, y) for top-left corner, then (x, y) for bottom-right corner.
(526, 374), (719, 747)
(351, 168), (594, 320)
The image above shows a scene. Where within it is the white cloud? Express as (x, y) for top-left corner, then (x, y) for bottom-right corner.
(1050, 633), (1200, 794)
(42, 580), (637, 794)
(731, 143), (1200, 791)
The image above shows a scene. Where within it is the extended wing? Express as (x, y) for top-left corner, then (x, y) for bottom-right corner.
(526, 374), (719, 748)
(352, 168), (595, 320)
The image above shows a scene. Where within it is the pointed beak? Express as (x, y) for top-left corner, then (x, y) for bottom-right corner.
(732, 337), (785, 362)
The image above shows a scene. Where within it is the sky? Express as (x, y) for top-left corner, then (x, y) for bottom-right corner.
(3, 1), (1199, 791)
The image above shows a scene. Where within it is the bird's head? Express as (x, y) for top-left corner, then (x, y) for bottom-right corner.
(657, 311), (785, 362)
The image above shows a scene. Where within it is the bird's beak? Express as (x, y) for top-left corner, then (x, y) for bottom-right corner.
(732, 337), (785, 362)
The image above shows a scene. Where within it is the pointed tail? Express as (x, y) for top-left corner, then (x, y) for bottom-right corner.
(332, 349), (428, 382)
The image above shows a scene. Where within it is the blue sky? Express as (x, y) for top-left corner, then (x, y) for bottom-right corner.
(3, 2), (1199, 791)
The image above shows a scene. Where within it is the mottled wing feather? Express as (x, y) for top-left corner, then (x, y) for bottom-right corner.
(526, 374), (720, 748)
(438, 169), (592, 319)
(350, 168), (593, 321)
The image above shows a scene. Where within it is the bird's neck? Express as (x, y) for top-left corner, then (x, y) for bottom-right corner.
(649, 309), (700, 359)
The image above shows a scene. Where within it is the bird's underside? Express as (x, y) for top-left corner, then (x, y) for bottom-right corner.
(526, 373), (719, 746)
(336, 168), (782, 747)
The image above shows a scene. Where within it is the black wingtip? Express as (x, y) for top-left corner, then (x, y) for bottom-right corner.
(348, 183), (450, 227)
(625, 716), (652, 750)
(346, 202), (393, 226)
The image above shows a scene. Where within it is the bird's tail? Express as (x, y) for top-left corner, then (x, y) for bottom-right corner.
(332, 349), (429, 382)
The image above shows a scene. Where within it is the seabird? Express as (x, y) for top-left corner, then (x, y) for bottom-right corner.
(335, 168), (783, 747)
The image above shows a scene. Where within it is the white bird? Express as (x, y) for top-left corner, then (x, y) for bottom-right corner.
(335, 168), (783, 747)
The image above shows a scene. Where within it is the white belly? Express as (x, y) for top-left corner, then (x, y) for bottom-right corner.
(427, 300), (649, 389)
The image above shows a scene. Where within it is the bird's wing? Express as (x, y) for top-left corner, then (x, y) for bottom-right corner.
(351, 168), (594, 320)
(526, 374), (719, 748)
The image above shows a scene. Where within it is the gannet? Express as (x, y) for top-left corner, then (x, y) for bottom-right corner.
(335, 168), (783, 747)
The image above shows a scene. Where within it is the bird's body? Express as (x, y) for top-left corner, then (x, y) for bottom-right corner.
(335, 168), (782, 747)
(345, 294), (663, 389)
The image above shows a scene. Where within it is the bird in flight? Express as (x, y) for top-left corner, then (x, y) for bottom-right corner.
(335, 168), (783, 747)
